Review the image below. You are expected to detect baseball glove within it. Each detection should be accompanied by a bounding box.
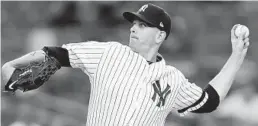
[4,55,61,93]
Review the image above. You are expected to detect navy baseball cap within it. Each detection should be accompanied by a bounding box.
[123,3,171,39]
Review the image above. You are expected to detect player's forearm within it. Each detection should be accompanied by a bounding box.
[7,50,46,68]
[1,50,46,84]
[209,52,246,101]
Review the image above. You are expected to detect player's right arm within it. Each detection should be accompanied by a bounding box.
[2,41,119,86]
[2,50,47,86]
[1,46,72,87]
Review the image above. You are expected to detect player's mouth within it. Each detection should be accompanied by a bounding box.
[130,35,138,40]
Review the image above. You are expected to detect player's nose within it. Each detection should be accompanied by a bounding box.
[130,24,136,33]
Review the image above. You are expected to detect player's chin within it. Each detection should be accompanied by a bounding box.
[129,42,137,52]
[129,39,135,46]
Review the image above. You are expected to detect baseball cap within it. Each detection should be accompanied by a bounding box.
[123,3,171,39]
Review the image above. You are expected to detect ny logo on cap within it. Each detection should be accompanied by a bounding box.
[139,4,148,12]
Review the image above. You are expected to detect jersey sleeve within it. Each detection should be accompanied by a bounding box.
[171,68,208,116]
[62,41,116,78]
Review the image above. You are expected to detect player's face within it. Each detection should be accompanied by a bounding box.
[129,20,160,52]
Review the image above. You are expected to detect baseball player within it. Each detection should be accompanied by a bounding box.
[2,3,250,126]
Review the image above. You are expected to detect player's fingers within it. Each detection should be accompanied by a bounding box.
[242,37,249,47]
[244,41,250,48]
[243,37,249,43]
[231,24,240,38]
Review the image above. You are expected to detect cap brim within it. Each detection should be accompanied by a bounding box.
[123,12,155,27]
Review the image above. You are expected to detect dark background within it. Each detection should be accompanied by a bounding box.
[1,1,258,126]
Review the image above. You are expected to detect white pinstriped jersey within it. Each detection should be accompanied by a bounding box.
[62,41,208,126]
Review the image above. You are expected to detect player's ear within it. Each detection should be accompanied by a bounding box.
[156,31,166,44]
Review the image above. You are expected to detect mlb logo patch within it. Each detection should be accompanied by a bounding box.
[160,22,164,27]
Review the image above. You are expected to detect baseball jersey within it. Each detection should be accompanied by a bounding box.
[62,41,208,126]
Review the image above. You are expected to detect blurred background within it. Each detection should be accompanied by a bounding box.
[1,1,258,126]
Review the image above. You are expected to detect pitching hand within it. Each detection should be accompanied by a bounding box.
[231,24,250,56]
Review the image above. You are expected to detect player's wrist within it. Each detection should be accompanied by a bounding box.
[231,51,247,61]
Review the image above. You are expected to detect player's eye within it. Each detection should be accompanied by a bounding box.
[132,22,137,27]
[139,22,147,28]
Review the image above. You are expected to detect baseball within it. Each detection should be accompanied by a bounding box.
[234,24,249,38]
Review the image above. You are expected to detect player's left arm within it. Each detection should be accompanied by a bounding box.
[209,24,250,101]
[172,24,250,115]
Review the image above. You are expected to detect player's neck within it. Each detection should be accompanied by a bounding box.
[139,46,159,63]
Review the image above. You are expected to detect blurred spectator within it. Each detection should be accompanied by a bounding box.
[49,1,81,27]
[215,84,258,126]
[26,28,57,52]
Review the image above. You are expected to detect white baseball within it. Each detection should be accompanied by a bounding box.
[234,24,249,38]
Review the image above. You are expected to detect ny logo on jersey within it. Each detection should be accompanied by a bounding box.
[151,80,171,107]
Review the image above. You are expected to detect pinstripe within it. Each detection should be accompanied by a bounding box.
[185,86,202,97]
[136,84,154,125]
[75,52,103,54]
[159,109,170,126]
[122,64,147,125]
[170,69,182,110]
[126,87,141,125]
[114,53,139,125]
[174,102,183,108]
[145,71,170,125]
[176,84,203,110]
[88,44,115,125]
[179,86,198,102]
[75,48,104,50]
[69,57,80,60]
[178,92,194,105]
[179,83,201,100]
[152,111,160,125]
[90,43,117,125]
[76,63,98,66]
[76,54,102,59]
[179,93,209,114]
[139,63,163,126]
[95,44,123,125]
[96,46,124,125]
[108,51,133,126]
[70,57,101,60]
[173,70,205,111]
[155,77,170,125]
[165,70,176,109]
[141,85,156,125]
[62,42,113,125]
[132,64,156,126]
[126,72,149,125]
[116,55,141,125]
[100,47,127,125]
[93,45,123,125]
[135,61,164,126]
[147,95,162,125]
[80,58,100,63]
[189,84,203,93]
[174,73,191,108]
[152,70,177,125]
[167,73,179,111]
[103,47,130,125]
[113,54,138,125]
